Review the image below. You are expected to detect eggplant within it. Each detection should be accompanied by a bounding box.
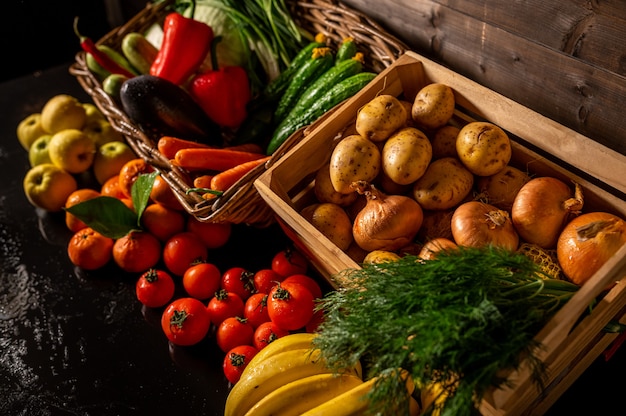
[119,75,221,145]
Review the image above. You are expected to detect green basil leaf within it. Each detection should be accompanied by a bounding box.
[65,196,139,239]
[132,171,158,225]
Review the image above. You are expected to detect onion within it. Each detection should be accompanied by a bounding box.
[511,177,583,249]
[556,212,626,286]
[351,181,424,252]
[418,237,458,260]
[451,201,519,250]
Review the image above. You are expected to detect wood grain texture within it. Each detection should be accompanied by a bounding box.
[340,0,626,155]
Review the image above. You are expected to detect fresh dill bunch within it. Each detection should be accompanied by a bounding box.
[313,246,580,416]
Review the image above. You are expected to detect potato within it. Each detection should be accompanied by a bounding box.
[411,83,455,130]
[412,157,474,210]
[301,203,354,250]
[382,127,432,185]
[355,95,407,142]
[363,250,402,264]
[431,125,460,159]
[456,121,512,176]
[314,163,358,206]
[329,134,381,194]
[477,165,531,210]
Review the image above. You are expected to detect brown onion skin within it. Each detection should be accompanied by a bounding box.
[352,182,424,252]
[511,177,582,249]
[418,237,458,260]
[451,201,519,251]
[556,212,626,286]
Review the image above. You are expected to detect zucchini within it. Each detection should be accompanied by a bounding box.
[335,37,357,64]
[266,71,377,155]
[273,47,335,125]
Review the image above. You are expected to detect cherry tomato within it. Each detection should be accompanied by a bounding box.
[223,344,258,384]
[221,267,256,300]
[306,309,326,333]
[253,268,284,294]
[135,268,176,308]
[162,232,208,276]
[282,274,323,299]
[253,321,289,351]
[243,293,271,329]
[271,247,308,278]
[161,297,211,346]
[182,262,222,300]
[216,316,254,353]
[207,289,244,326]
[267,282,315,331]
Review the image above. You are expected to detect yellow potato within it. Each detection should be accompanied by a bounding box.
[476,165,531,210]
[411,83,455,130]
[301,203,354,250]
[314,163,358,206]
[382,127,432,185]
[456,121,512,176]
[412,157,474,210]
[355,95,407,142]
[431,125,460,159]
[329,134,381,194]
[363,250,401,264]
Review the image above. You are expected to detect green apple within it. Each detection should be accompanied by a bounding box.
[48,129,97,174]
[93,140,136,184]
[83,118,124,148]
[28,134,53,167]
[83,103,106,124]
[17,113,48,150]
[23,163,78,212]
[41,94,87,133]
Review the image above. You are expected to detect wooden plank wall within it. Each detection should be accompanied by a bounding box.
[340,0,626,156]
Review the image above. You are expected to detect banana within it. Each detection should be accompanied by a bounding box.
[300,376,379,415]
[225,347,362,416]
[243,372,364,416]
[241,332,316,378]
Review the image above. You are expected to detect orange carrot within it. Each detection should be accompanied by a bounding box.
[158,136,213,159]
[193,174,214,189]
[174,148,267,172]
[210,156,271,192]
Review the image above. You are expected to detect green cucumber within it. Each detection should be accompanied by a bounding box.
[121,32,159,74]
[266,71,377,155]
[335,37,358,64]
[97,44,140,76]
[273,47,334,125]
[102,73,129,100]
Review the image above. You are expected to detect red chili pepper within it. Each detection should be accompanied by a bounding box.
[149,1,214,85]
[189,37,251,128]
[73,17,135,79]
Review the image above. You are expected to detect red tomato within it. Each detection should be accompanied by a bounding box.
[161,297,211,346]
[253,268,284,294]
[306,309,326,333]
[216,316,254,353]
[282,274,323,299]
[223,344,258,384]
[207,289,245,326]
[135,268,175,308]
[221,266,256,300]
[267,282,315,331]
[182,262,222,300]
[187,218,232,249]
[253,321,289,351]
[243,293,271,329]
[271,247,308,278]
[162,232,209,276]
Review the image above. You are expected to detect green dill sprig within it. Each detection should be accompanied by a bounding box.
[313,246,580,416]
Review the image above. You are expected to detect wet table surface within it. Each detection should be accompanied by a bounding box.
[1,64,624,416]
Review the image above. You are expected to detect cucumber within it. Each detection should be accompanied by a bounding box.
[273,47,334,125]
[121,32,159,74]
[266,72,377,155]
[335,37,358,64]
[284,54,364,124]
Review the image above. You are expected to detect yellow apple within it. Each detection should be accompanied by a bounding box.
[93,141,136,184]
[41,94,87,133]
[83,118,124,147]
[17,113,48,150]
[28,134,53,167]
[23,163,78,212]
[48,129,96,174]
[83,103,106,124]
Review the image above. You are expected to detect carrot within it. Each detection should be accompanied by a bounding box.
[210,156,271,192]
[174,148,268,172]
[158,136,213,159]
[193,174,214,189]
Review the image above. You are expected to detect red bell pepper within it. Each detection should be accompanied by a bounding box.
[149,1,213,85]
[189,37,251,128]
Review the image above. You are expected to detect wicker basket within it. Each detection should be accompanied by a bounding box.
[69,0,408,227]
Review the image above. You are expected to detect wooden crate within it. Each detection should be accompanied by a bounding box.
[254,51,626,415]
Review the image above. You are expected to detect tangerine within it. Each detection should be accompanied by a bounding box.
[67,227,114,270]
[150,173,184,211]
[64,188,101,233]
[118,158,154,199]
[141,202,186,241]
[112,230,161,273]
[100,174,126,199]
